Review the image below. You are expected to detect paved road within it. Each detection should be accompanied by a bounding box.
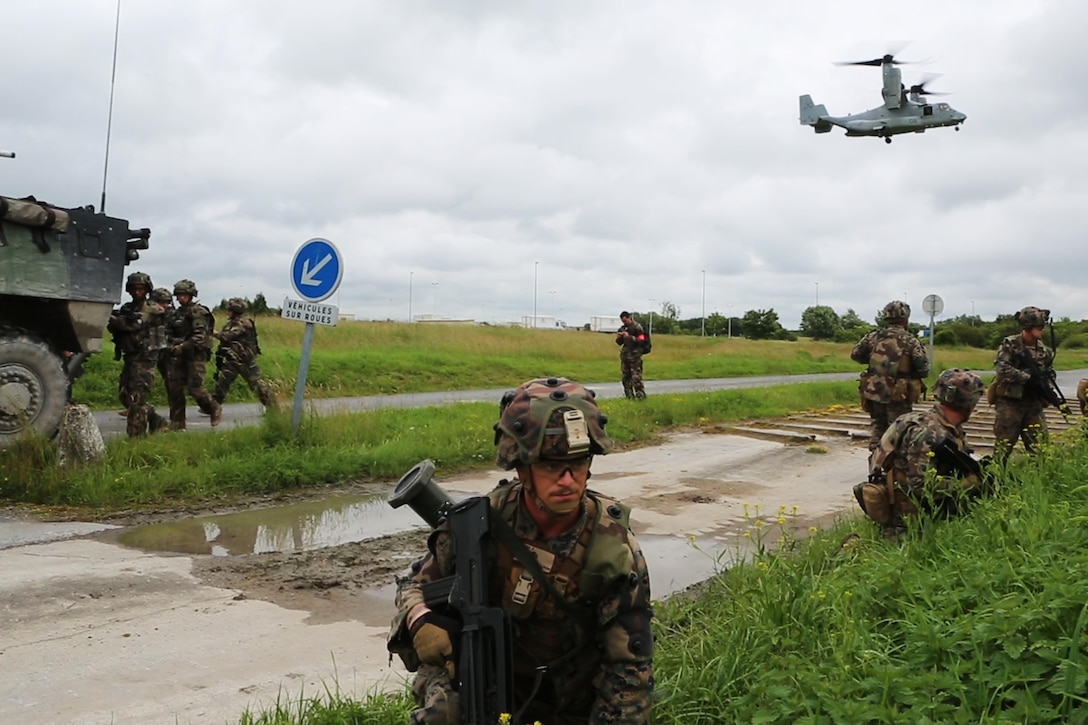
[92,370,1088,440]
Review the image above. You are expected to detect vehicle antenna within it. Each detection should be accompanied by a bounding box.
[100,0,122,213]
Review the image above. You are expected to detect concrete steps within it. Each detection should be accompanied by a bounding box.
[723,404,1080,456]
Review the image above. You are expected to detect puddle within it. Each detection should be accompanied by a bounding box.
[119,492,749,597]
[118,492,426,556]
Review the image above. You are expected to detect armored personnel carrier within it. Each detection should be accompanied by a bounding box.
[0,194,150,448]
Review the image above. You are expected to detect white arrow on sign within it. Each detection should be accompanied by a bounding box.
[301,254,332,286]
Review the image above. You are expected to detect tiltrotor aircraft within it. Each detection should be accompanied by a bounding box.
[799,53,966,144]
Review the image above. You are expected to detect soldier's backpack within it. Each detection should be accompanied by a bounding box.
[638,329,652,354]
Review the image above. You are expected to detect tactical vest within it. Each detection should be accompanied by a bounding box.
[486,483,637,703]
[860,327,916,404]
[112,300,167,355]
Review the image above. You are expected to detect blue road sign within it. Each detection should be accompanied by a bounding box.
[290,238,343,302]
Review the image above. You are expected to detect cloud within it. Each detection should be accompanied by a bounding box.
[2,0,1087,329]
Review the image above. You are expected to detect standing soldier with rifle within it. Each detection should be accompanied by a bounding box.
[164,279,221,429]
[212,298,275,409]
[106,271,170,437]
[857,368,989,541]
[388,377,654,724]
[851,300,930,452]
[615,311,647,401]
[990,306,1071,463]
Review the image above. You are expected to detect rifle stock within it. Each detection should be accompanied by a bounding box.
[390,460,516,724]
[1017,350,1072,416]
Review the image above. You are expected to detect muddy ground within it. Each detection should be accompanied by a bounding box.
[1,428,866,725]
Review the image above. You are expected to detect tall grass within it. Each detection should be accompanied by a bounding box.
[1,382,859,508]
[72,318,1053,409]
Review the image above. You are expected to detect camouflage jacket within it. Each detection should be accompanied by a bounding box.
[993,333,1053,401]
[616,321,645,358]
[390,480,654,723]
[871,405,970,495]
[216,316,259,357]
[168,302,213,354]
[107,299,167,355]
[851,324,930,403]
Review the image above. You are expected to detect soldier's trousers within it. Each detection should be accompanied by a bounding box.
[213,351,274,407]
[620,353,646,400]
[410,665,460,725]
[119,352,168,437]
[867,401,914,452]
[993,396,1047,462]
[165,351,218,428]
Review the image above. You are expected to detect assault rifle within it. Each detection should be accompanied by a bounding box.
[389,460,515,724]
[1017,349,1073,420]
[930,438,994,513]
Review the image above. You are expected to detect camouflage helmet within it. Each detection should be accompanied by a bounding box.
[882,300,911,322]
[150,287,174,304]
[227,298,247,314]
[173,279,198,297]
[932,368,985,413]
[494,377,613,470]
[1015,306,1049,329]
[126,271,153,293]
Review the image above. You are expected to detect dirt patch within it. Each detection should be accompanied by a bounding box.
[191,528,429,624]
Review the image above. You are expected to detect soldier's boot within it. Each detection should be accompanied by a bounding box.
[126,408,148,438]
[148,411,169,434]
[256,383,276,409]
[169,419,186,432]
[209,401,223,427]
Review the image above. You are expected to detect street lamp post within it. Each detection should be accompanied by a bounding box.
[409,271,413,323]
[726,304,733,339]
[549,290,557,321]
[701,270,706,337]
[431,281,439,317]
[815,281,819,307]
[648,297,656,336]
[533,261,539,328]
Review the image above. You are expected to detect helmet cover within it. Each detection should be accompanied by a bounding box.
[932,368,984,413]
[1015,306,1049,329]
[882,300,911,322]
[173,279,198,297]
[494,377,613,470]
[126,271,153,292]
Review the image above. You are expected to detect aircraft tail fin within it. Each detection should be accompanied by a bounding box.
[799,95,828,126]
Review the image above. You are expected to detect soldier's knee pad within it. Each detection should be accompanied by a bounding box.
[855,482,892,525]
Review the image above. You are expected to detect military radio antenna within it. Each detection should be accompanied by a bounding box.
[100,0,122,213]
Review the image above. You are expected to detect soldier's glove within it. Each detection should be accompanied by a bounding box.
[409,611,460,680]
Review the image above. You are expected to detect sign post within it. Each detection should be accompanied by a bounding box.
[922,294,944,372]
[286,238,343,434]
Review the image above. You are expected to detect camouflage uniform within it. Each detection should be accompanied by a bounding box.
[388,377,654,724]
[213,300,274,407]
[991,306,1054,461]
[850,301,930,451]
[615,314,646,400]
[164,280,221,429]
[862,369,987,540]
[106,273,169,437]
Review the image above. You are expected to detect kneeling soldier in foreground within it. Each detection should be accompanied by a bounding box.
[856,368,989,541]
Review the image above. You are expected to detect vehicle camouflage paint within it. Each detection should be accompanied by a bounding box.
[0,195,149,447]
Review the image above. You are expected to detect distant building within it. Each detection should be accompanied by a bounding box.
[414,314,476,325]
[590,315,624,333]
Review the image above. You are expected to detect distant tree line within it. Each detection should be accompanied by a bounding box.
[212,292,278,315]
[626,300,1088,349]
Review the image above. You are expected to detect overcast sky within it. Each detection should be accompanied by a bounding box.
[3,1,1086,329]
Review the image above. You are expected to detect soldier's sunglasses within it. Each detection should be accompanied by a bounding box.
[534,457,592,478]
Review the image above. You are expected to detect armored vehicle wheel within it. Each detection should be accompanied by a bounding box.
[0,332,71,448]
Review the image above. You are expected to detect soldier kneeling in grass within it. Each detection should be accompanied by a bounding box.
[854,368,990,541]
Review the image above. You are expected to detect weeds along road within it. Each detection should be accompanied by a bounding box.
[91,370,1088,439]
[90,372,865,438]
